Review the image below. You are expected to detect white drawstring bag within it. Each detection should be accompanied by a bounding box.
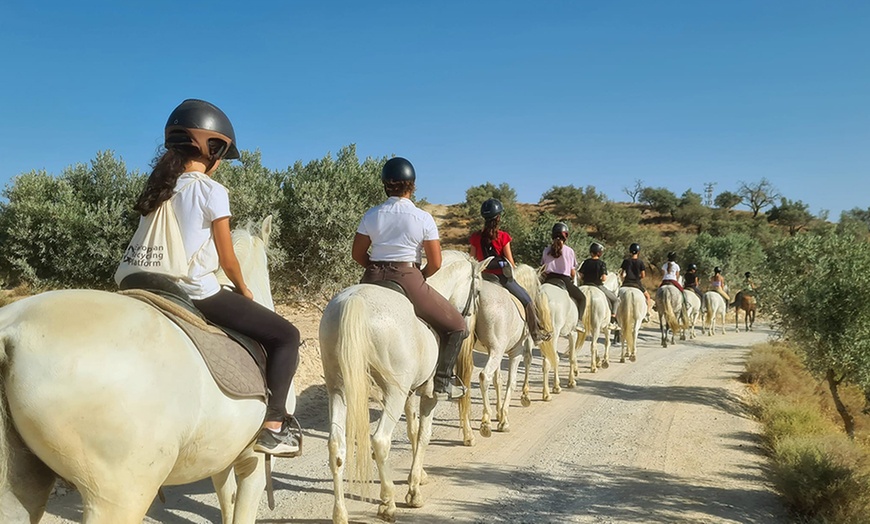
[114,180,198,285]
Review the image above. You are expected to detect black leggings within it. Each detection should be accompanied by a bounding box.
[194,289,300,422]
[544,273,586,318]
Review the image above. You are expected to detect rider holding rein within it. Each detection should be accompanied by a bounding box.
[469,198,549,343]
[131,99,302,456]
[541,222,586,330]
[352,157,467,401]
[578,243,619,328]
[660,252,685,291]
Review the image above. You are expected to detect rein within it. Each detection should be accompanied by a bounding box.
[460,259,478,318]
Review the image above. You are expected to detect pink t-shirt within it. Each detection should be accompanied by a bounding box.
[541,244,577,276]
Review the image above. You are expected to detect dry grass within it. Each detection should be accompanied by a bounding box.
[0,284,32,307]
[744,342,870,523]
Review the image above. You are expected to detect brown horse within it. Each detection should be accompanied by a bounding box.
[733,292,756,332]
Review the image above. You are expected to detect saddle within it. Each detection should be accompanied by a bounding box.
[118,273,267,401]
[544,275,568,291]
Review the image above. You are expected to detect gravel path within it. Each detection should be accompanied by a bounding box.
[41,322,787,523]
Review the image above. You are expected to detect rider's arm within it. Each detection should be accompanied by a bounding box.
[352,233,371,267]
[213,217,252,300]
[503,241,516,267]
[422,239,442,279]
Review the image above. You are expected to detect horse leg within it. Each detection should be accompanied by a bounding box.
[659,313,668,347]
[212,467,237,524]
[493,365,504,426]
[373,388,406,521]
[601,327,611,369]
[520,338,533,407]
[479,354,499,438]
[405,395,437,510]
[1,430,57,524]
[327,389,350,524]
[500,347,523,432]
[589,331,599,373]
[227,451,264,524]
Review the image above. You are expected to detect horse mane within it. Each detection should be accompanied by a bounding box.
[217,222,273,309]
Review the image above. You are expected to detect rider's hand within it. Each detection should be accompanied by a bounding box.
[236,286,254,300]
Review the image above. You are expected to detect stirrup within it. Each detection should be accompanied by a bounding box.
[433,375,467,401]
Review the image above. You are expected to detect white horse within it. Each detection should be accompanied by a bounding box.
[616,287,647,363]
[537,281,580,398]
[681,289,702,340]
[576,285,612,375]
[455,264,546,445]
[704,291,728,336]
[0,217,284,524]
[655,285,684,348]
[319,251,486,523]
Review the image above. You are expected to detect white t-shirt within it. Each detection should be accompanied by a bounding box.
[171,172,232,300]
[661,261,681,281]
[357,197,439,263]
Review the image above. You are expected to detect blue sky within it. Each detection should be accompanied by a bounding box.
[1,1,867,218]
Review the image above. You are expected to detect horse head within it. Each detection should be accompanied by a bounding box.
[217,215,274,310]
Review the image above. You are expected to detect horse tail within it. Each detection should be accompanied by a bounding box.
[336,293,375,496]
[537,295,557,368]
[581,289,593,334]
[663,292,680,333]
[623,291,637,339]
[0,319,13,493]
[457,314,476,436]
[704,294,714,327]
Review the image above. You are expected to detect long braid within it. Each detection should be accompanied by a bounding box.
[549,237,564,259]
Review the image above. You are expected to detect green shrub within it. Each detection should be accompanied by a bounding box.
[0,151,144,289]
[772,434,870,522]
[276,144,385,299]
[757,393,832,446]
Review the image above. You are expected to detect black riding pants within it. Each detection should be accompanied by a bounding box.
[545,273,587,318]
[193,289,300,422]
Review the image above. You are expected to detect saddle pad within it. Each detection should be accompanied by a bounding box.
[171,314,266,401]
[122,290,266,400]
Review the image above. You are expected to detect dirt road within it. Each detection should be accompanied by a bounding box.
[42,321,787,523]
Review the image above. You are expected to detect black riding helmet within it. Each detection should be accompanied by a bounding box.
[714,266,722,274]
[629,243,640,254]
[745,271,752,278]
[590,242,604,255]
[381,157,416,183]
[688,264,697,271]
[481,198,504,219]
[552,222,569,239]
[667,251,677,262]
[165,99,240,160]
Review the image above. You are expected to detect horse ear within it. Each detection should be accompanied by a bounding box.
[261,215,273,247]
[476,256,494,275]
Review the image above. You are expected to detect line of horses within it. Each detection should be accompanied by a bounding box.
[0,219,759,523]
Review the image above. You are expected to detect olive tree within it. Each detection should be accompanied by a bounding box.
[277,144,386,299]
[762,233,870,437]
[0,151,144,288]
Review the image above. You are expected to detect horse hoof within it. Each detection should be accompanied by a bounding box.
[521,395,531,407]
[567,380,576,388]
[498,422,510,432]
[630,355,636,362]
[553,385,562,394]
[602,361,609,369]
[620,357,626,363]
[463,437,475,447]
[590,367,597,373]
[480,423,492,438]
[543,393,552,402]
[377,503,397,522]
[405,490,424,508]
